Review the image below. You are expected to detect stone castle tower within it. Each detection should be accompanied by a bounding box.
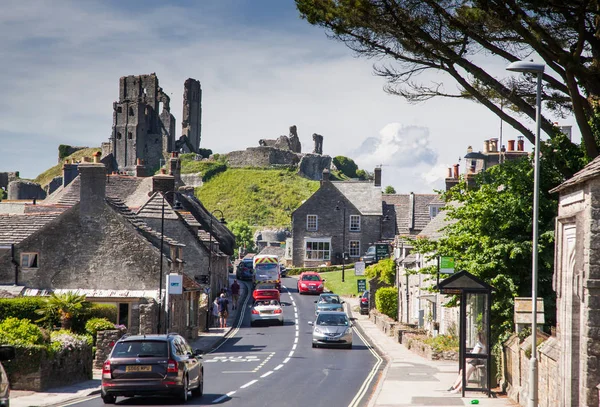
[178,78,202,153]
[110,73,176,172]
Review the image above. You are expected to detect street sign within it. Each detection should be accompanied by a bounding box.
[167,274,183,295]
[440,256,455,274]
[375,244,390,261]
[355,261,365,276]
[357,279,367,293]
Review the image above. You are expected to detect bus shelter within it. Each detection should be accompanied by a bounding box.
[437,270,494,397]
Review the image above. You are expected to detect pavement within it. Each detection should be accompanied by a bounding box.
[9,278,518,407]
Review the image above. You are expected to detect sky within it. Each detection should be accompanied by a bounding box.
[0,0,579,194]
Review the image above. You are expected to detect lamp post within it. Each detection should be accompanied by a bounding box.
[506,60,545,407]
[335,202,346,283]
[158,191,182,334]
[205,209,226,332]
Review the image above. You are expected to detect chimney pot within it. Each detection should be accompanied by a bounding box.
[517,138,524,151]
[508,140,515,151]
[160,168,166,174]
[136,158,142,165]
[453,164,459,179]
[447,168,452,178]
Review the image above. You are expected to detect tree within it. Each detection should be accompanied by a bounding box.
[36,292,90,330]
[296,0,600,175]
[333,156,359,178]
[411,155,561,342]
[384,185,396,194]
[228,220,255,257]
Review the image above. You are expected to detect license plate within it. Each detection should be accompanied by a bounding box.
[125,365,152,372]
[262,310,273,314]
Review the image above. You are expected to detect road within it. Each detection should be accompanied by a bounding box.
[63,277,384,407]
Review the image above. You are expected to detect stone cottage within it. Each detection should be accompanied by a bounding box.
[290,168,384,267]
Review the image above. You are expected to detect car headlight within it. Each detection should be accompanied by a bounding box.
[344,328,352,335]
[314,327,322,333]
[317,284,323,289]
[300,283,307,287]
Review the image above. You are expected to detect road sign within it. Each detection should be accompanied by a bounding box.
[375,244,390,261]
[167,274,183,294]
[355,261,365,276]
[357,279,367,293]
[440,256,455,274]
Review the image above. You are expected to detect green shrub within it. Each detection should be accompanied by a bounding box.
[0,317,46,346]
[333,156,358,178]
[88,303,118,323]
[0,297,46,322]
[286,264,356,275]
[85,318,116,344]
[423,334,459,352]
[375,287,398,319]
[50,330,92,353]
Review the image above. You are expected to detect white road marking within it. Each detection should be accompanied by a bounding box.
[283,357,290,363]
[240,380,258,389]
[294,337,298,343]
[213,391,236,403]
[347,323,384,407]
[295,331,299,337]
[288,350,294,357]
[294,312,298,318]
[260,371,274,378]
[292,343,297,350]
[274,364,284,370]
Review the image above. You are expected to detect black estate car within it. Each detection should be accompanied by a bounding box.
[101,334,203,404]
[359,290,369,315]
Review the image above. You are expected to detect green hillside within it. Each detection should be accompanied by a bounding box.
[34,148,101,187]
[196,168,319,227]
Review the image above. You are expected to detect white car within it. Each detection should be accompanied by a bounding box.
[250,300,284,326]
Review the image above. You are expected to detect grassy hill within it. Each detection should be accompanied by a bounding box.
[196,168,319,227]
[34,147,101,187]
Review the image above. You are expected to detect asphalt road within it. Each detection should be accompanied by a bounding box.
[64,277,383,407]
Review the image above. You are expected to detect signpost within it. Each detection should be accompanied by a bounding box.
[437,256,455,287]
[355,261,365,276]
[357,279,367,293]
[165,274,183,333]
[375,244,390,262]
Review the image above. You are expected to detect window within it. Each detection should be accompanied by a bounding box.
[128,132,133,140]
[349,240,360,257]
[129,107,134,116]
[117,106,122,113]
[306,215,318,231]
[305,239,330,261]
[349,215,361,231]
[116,132,122,140]
[430,205,443,219]
[21,252,38,268]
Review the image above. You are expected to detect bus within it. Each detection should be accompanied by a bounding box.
[253,255,281,291]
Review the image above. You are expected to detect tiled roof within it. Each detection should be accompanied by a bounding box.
[417,201,461,240]
[550,154,600,193]
[136,192,179,220]
[383,193,441,236]
[258,246,285,258]
[0,212,62,245]
[332,181,382,215]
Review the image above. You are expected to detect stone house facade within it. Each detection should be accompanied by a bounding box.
[291,169,383,267]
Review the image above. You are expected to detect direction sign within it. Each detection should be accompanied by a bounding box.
[440,256,455,274]
[354,261,365,276]
[357,279,367,293]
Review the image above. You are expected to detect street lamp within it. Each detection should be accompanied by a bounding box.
[205,209,226,332]
[335,202,346,283]
[506,60,545,407]
[158,191,183,334]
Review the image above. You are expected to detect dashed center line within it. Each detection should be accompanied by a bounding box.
[240,380,258,389]
[274,364,284,370]
[260,371,273,378]
[213,391,236,404]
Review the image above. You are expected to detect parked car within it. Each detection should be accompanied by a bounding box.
[308,311,353,349]
[359,290,369,315]
[100,334,203,404]
[0,345,15,407]
[297,272,325,295]
[236,259,254,281]
[360,245,377,266]
[252,283,281,302]
[250,299,284,326]
[314,293,345,316]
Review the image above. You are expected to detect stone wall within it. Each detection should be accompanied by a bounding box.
[6,344,92,391]
[7,180,46,200]
[226,147,300,168]
[180,173,203,187]
[0,172,19,191]
[94,328,127,369]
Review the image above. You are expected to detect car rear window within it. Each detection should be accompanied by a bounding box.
[112,340,168,358]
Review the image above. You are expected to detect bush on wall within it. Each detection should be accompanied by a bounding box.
[0,298,46,322]
[375,287,398,320]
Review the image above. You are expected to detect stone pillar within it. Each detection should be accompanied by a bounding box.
[312,133,323,155]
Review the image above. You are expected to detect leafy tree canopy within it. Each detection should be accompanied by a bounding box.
[333,156,359,178]
[410,155,561,343]
[384,185,396,194]
[228,220,256,257]
[296,0,600,174]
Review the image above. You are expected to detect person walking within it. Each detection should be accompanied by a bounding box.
[212,297,220,328]
[231,279,240,310]
[217,293,230,328]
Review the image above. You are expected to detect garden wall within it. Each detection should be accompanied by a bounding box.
[94,328,127,369]
[5,344,92,391]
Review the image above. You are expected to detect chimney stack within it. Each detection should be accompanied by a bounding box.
[489,138,498,152]
[508,140,515,152]
[517,136,524,151]
[135,158,146,177]
[374,167,382,187]
[169,152,182,186]
[63,161,79,188]
[152,171,176,203]
[321,168,330,186]
[78,162,107,219]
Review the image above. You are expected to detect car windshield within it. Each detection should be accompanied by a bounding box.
[255,263,279,280]
[302,274,321,281]
[112,340,168,358]
[316,314,349,326]
[319,295,340,303]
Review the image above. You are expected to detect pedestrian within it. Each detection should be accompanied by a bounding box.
[212,297,220,328]
[217,293,230,328]
[231,279,240,310]
[448,332,486,393]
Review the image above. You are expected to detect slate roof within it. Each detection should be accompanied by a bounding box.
[44,174,152,209]
[417,202,461,240]
[383,193,441,236]
[550,154,600,193]
[0,212,62,245]
[136,192,180,220]
[332,181,382,216]
[258,246,285,258]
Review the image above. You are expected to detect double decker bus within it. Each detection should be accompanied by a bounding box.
[252,255,281,291]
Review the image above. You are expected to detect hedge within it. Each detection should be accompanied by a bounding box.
[375,286,398,319]
[286,264,356,276]
[0,298,46,322]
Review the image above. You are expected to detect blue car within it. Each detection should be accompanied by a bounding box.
[236,260,254,281]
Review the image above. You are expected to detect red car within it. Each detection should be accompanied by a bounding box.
[297,272,325,294]
[253,283,281,302]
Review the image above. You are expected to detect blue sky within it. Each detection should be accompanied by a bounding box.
[0,0,577,193]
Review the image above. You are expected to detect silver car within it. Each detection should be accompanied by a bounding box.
[309,311,353,349]
[250,300,284,326]
[314,294,345,316]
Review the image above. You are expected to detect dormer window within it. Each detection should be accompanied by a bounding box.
[430,205,443,219]
[21,252,38,268]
